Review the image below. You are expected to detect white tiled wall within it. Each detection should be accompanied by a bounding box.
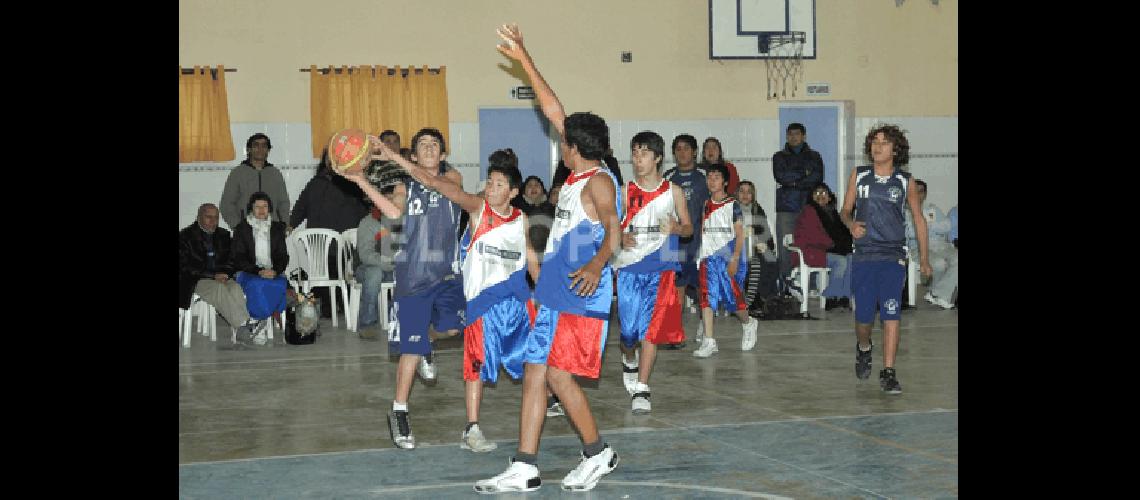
[180,117,958,230]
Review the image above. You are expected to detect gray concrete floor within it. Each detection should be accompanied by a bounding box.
[179,292,958,498]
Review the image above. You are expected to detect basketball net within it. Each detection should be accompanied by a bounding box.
[764,32,805,100]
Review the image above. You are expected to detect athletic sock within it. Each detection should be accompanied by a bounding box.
[465,421,477,432]
[513,452,538,465]
[392,401,408,412]
[583,438,606,458]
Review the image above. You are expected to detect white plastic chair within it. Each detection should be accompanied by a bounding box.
[783,234,829,315]
[378,281,396,331]
[180,293,217,347]
[290,228,351,328]
[341,228,360,332]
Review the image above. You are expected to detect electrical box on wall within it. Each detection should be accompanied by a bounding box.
[806,82,831,97]
[510,86,536,100]
[621,51,632,63]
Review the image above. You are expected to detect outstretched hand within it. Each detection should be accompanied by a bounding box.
[495,23,526,60]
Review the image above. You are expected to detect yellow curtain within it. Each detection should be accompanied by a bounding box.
[310,65,449,157]
[178,65,235,162]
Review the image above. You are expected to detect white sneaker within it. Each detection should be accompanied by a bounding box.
[692,337,718,358]
[561,445,619,491]
[621,352,639,396]
[923,291,936,304]
[630,383,651,414]
[474,460,541,493]
[418,355,437,381]
[930,295,955,310]
[460,424,498,453]
[741,318,758,351]
[546,401,565,417]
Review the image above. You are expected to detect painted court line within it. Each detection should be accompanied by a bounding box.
[365,480,794,498]
[179,408,956,466]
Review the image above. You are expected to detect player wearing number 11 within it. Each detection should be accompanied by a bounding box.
[839,124,933,395]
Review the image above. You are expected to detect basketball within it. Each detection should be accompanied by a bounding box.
[327,128,372,174]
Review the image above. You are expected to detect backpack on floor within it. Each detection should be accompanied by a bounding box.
[285,291,320,345]
[749,293,804,320]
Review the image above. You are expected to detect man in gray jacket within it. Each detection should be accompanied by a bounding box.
[220,133,292,229]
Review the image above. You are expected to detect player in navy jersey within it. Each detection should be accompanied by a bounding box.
[474,23,621,494]
[839,124,933,394]
[334,128,466,450]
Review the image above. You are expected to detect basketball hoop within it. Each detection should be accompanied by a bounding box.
[763,32,806,100]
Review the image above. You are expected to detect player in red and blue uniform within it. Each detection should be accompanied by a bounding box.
[614,130,692,414]
[691,163,759,359]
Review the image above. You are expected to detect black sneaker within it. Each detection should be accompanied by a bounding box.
[855,343,873,380]
[879,368,902,394]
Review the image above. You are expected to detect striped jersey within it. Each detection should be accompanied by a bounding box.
[534,166,623,319]
[613,178,681,273]
[459,200,532,321]
[698,197,744,265]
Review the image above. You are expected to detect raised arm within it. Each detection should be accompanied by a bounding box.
[379,143,483,214]
[496,24,566,137]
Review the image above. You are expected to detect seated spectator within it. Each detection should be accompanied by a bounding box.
[355,181,408,340]
[290,149,369,318]
[179,203,263,348]
[231,192,291,344]
[736,180,779,305]
[699,137,740,195]
[788,182,852,309]
[807,183,854,310]
[904,180,956,309]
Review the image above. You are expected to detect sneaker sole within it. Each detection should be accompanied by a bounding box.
[474,480,541,494]
[460,441,499,452]
[560,453,620,491]
[631,407,651,415]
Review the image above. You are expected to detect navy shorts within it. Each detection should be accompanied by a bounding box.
[389,278,466,355]
[852,259,906,324]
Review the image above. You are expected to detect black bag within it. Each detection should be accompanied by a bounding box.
[284,293,320,345]
[749,293,804,320]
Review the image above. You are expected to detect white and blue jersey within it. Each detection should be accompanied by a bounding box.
[460,201,532,320]
[852,165,911,262]
[698,197,748,311]
[533,166,623,319]
[613,179,681,274]
[460,200,532,383]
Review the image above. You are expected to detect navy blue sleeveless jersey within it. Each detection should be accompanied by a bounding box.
[852,165,911,262]
[393,163,463,297]
[663,167,709,256]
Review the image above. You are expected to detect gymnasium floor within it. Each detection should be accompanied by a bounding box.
[179,295,958,498]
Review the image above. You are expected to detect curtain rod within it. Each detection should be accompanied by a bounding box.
[180,68,236,74]
[300,67,442,76]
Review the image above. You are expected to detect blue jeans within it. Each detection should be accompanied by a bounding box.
[355,264,393,329]
[822,253,852,298]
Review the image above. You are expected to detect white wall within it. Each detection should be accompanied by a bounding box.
[179,117,957,231]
